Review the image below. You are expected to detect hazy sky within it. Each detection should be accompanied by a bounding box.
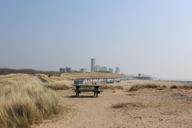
[1,0,192,80]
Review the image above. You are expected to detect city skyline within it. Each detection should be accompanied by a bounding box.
[90,58,120,73]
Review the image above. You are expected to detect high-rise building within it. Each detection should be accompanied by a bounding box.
[115,67,120,74]
[91,58,95,72]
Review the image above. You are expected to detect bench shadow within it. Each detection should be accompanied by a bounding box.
[66,95,96,98]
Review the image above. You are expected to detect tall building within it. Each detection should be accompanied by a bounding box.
[115,67,120,74]
[91,58,96,72]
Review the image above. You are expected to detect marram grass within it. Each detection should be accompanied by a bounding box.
[0,75,59,128]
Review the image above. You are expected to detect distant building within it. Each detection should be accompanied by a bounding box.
[91,58,96,72]
[115,67,120,74]
[95,65,100,72]
[60,67,71,73]
[133,74,152,80]
[80,68,87,73]
[60,68,65,73]
[108,68,114,73]
[100,66,108,72]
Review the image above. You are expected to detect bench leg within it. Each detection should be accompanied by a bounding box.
[76,91,79,97]
[96,92,98,97]
[94,92,98,97]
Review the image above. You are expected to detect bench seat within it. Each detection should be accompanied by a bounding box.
[73,85,102,97]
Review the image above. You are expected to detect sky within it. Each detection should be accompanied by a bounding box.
[0,0,192,80]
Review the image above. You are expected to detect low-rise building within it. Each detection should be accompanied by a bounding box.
[115,67,120,74]
[100,66,108,72]
[80,68,87,73]
[60,67,71,73]
[108,68,114,73]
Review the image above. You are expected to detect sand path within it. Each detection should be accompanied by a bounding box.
[33,89,192,128]
[33,90,129,128]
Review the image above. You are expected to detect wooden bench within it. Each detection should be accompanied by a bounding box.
[73,85,102,97]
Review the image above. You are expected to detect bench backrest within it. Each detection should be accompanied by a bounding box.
[74,80,84,85]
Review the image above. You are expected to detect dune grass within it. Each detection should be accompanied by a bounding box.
[101,85,124,90]
[129,84,167,91]
[45,83,71,90]
[111,102,146,110]
[59,72,126,80]
[128,83,192,92]
[0,74,59,128]
[170,85,192,89]
[35,74,72,90]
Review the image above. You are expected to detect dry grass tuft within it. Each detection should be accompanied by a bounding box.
[0,74,60,128]
[170,85,178,89]
[128,83,192,92]
[112,102,145,110]
[101,85,124,90]
[129,84,167,91]
[170,85,192,90]
[45,83,71,90]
